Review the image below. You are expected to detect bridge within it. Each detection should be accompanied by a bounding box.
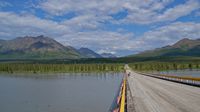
[110,65,200,112]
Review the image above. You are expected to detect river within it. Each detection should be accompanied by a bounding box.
[0,72,122,112]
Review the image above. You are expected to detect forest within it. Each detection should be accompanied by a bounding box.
[0,63,124,73]
[129,62,200,71]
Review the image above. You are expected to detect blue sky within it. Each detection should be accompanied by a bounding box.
[0,0,200,56]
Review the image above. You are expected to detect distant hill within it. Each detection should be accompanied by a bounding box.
[101,53,116,58]
[0,35,82,59]
[131,38,200,57]
[78,48,102,58]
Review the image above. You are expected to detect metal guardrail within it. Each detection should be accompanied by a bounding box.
[119,79,126,112]
[138,72,200,87]
[109,74,127,112]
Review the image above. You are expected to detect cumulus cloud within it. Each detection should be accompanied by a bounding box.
[0,12,72,39]
[156,0,199,22]
[0,1,200,56]
[0,11,136,55]
[38,0,123,16]
[57,30,136,52]
[37,0,200,24]
[135,22,200,51]
[1,11,200,56]
[61,14,112,30]
[121,0,200,24]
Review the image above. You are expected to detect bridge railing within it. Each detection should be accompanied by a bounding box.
[109,74,127,112]
[119,78,126,112]
[138,72,200,87]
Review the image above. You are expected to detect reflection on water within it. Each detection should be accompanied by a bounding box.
[0,72,122,112]
[153,69,200,77]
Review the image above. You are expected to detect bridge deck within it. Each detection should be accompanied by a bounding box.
[127,70,200,112]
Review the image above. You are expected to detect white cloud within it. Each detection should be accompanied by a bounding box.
[0,12,72,39]
[38,0,123,16]
[122,0,200,24]
[57,30,136,51]
[59,21,198,56]
[37,0,200,24]
[135,22,200,51]
[157,0,199,21]
[61,14,112,30]
[0,1,200,56]
[1,11,200,55]
[0,11,136,55]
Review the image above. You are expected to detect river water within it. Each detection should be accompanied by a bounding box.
[0,72,122,112]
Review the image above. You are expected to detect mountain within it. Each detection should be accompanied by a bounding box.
[0,35,82,59]
[78,48,102,58]
[101,53,116,58]
[132,38,200,57]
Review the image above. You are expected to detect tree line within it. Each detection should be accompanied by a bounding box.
[0,62,199,73]
[129,62,200,71]
[0,63,124,73]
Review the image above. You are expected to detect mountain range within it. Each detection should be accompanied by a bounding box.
[0,36,199,59]
[131,38,200,57]
[0,35,84,59]
[0,35,116,59]
[78,48,102,58]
